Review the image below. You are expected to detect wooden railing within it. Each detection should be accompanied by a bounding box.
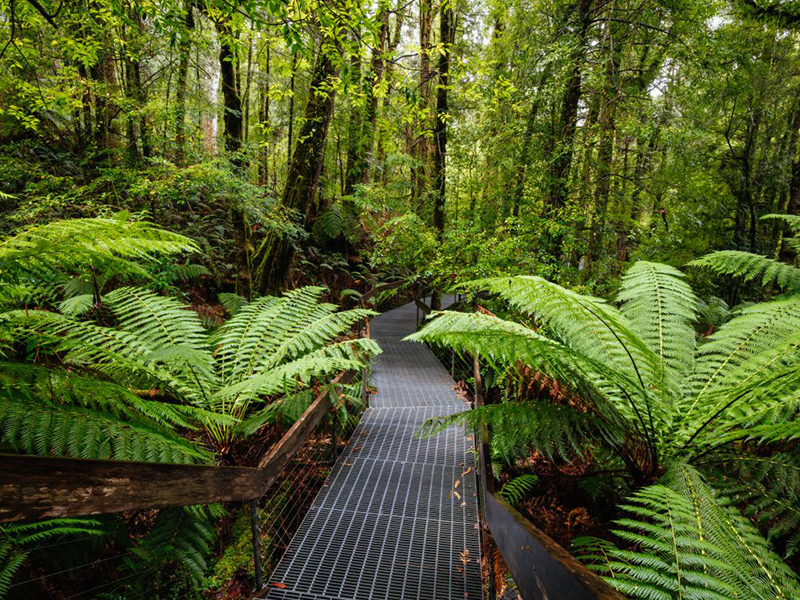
[0,370,353,523]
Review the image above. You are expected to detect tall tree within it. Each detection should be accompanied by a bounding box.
[174,1,196,165]
[214,15,243,156]
[253,43,342,293]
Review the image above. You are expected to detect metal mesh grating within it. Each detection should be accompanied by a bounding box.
[260,297,482,600]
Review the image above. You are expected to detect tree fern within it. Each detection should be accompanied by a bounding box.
[6,286,378,457]
[411,261,800,593]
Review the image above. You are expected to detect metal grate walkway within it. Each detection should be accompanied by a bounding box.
[260,298,483,600]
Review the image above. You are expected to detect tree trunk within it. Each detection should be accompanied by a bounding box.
[258,37,271,186]
[547,0,593,212]
[174,2,195,165]
[287,51,298,168]
[215,18,243,157]
[253,47,340,294]
[512,65,551,218]
[413,0,434,203]
[430,0,454,311]
[343,43,363,195]
[361,8,389,184]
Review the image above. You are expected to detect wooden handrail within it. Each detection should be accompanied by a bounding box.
[0,370,353,523]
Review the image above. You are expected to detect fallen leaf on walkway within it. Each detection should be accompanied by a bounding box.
[461,467,473,476]
[454,490,461,500]
[272,583,287,589]
[352,445,362,452]
[454,479,461,490]
[466,434,474,441]
[459,549,471,565]
[461,502,467,507]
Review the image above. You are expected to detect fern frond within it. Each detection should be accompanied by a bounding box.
[677,330,800,451]
[214,338,379,410]
[123,505,215,588]
[313,204,345,240]
[686,297,800,409]
[499,474,538,504]
[170,263,211,281]
[58,293,96,316]
[463,276,662,393]
[0,395,208,462]
[213,287,373,384]
[418,401,610,463]
[0,216,198,289]
[659,465,800,600]
[761,213,800,235]
[105,287,210,353]
[0,518,105,597]
[617,261,698,394]
[0,362,206,430]
[409,311,654,437]
[712,453,800,558]
[9,310,204,401]
[218,292,248,316]
[581,466,800,600]
[688,250,800,292]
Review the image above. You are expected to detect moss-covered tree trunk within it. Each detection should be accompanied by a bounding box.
[174,1,195,165]
[430,0,454,312]
[215,18,243,156]
[547,0,593,212]
[253,48,340,294]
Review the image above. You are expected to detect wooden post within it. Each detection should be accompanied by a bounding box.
[249,499,264,591]
[361,317,369,405]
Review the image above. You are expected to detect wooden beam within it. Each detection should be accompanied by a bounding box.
[0,455,265,522]
[0,370,354,523]
[257,370,352,491]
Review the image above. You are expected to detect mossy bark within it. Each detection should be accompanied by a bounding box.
[254,48,339,294]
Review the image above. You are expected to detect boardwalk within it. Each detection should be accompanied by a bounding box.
[261,299,483,600]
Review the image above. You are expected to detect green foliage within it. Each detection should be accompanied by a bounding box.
[410,262,800,596]
[370,213,439,278]
[0,518,104,597]
[119,506,218,594]
[499,474,538,505]
[0,213,197,308]
[576,466,800,600]
[689,251,800,293]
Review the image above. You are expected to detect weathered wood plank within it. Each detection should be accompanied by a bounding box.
[0,370,353,523]
[0,455,265,522]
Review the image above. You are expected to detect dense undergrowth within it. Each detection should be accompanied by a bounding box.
[3,0,800,597]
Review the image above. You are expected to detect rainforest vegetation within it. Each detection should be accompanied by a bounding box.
[1,0,800,598]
